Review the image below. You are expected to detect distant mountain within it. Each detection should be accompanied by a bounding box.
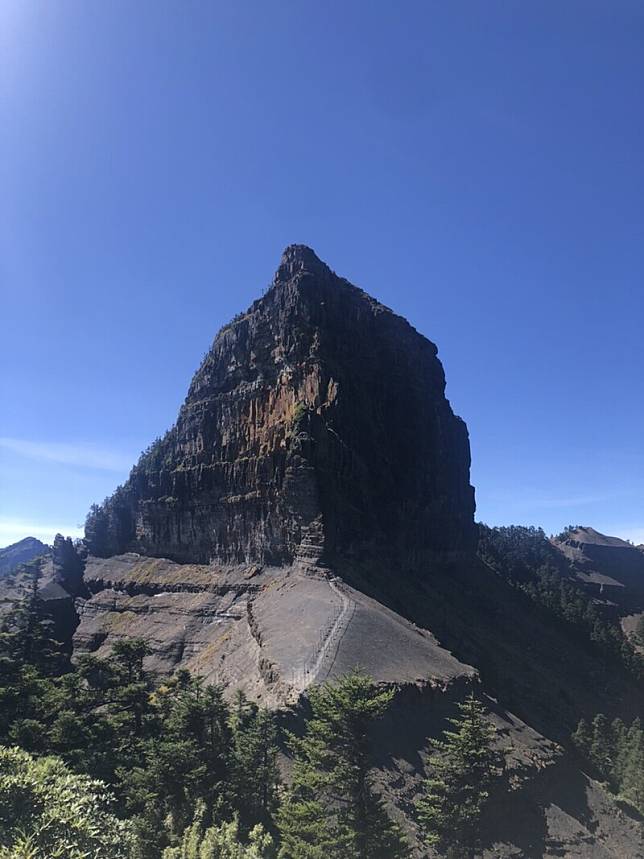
[554,525,644,607]
[0,533,85,645]
[0,536,48,577]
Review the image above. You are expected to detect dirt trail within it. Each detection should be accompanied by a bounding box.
[309,577,356,684]
[286,576,356,690]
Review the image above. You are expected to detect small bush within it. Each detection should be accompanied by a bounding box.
[0,745,135,859]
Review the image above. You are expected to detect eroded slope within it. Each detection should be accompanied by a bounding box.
[75,553,474,709]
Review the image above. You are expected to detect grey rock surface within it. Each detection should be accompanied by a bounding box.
[74,553,474,708]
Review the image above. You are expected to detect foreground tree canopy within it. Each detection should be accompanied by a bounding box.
[0,563,521,857]
[573,714,644,813]
[278,671,409,859]
[0,745,134,859]
[416,694,505,858]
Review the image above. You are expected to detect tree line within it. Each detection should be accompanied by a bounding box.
[0,560,506,858]
[478,525,644,679]
[572,714,644,813]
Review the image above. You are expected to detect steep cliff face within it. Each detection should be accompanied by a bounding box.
[86,245,475,566]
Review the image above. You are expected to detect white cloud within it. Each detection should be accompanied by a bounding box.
[0,437,133,472]
[0,517,84,549]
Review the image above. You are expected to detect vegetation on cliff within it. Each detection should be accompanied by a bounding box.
[278,671,408,859]
[572,714,644,813]
[478,525,644,679]
[416,693,505,858]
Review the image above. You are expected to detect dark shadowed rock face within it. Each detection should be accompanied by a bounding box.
[85,245,476,566]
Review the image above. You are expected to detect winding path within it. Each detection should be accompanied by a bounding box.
[308,577,356,684]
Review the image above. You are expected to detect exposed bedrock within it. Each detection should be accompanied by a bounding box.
[85,245,476,568]
[73,553,475,708]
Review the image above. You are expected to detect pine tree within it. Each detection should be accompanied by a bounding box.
[0,560,67,750]
[416,692,504,859]
[571,715,644,814]
[571,717,592,757]
[231,694,280,830]
[620,719,644,810]
[85,502,110,556]
[278,670,408,859]
[0,559,64,678]
[123,671,235,856]
[608,718,627,784]
[163,802,275,859]
[589,713,613,777]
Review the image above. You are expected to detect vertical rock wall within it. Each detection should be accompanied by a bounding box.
[85,246,476,566]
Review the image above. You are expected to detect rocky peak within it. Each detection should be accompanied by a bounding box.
[85,247,476,568]
[52,534,86,597]
[274,244,331,283]
[557,526,633,549]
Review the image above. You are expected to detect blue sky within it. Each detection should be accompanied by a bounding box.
[1,1,643,547]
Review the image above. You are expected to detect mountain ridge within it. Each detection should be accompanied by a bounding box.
[0,536,48,577]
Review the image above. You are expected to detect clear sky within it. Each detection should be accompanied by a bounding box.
[1,1,643,548]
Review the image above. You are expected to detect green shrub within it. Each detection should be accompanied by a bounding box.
[163,802,274,858]
[0,745,135,859]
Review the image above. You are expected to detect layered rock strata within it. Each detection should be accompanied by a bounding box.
[85,245,476,567]
[74,553,475,708]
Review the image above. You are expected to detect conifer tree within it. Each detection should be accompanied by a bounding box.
[571,714,644,814]
[571,717,592,757]
[0,559,64,677]
[620,718,644,810]
[124,670,234,853]
[609,718,627,784]
[278,670,408,859]
[231,694,280,830]
[0,560,66,750]
[589,713,613,775]
[416,692,504,859]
